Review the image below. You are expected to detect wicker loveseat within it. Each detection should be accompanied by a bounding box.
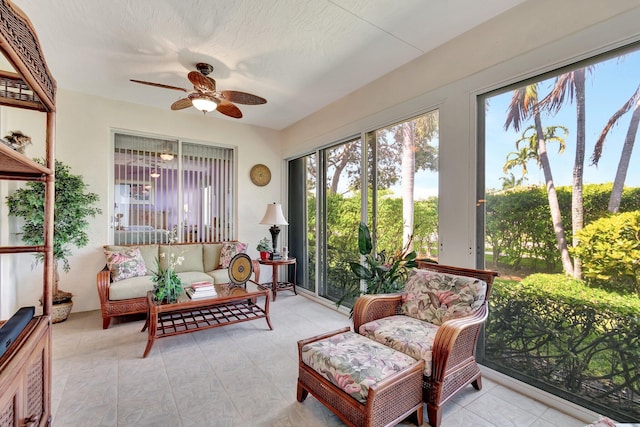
[352,261,498,427]
[96,242,260,329]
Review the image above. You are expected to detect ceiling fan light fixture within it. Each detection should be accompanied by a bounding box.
[189,94,218,113]
[159,153,174,161]
[150,170,160,179]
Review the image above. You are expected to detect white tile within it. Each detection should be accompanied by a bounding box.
[50,301,587,427]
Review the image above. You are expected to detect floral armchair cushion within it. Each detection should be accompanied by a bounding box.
[301,331,418,403]
[400,269,487,326]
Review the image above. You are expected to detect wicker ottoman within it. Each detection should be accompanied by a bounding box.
[297,327,424,427]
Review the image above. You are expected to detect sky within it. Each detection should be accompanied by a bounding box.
[484,49,640,191]
[371,46,640,201]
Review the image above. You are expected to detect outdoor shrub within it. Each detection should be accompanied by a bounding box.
[570,211,640,295]
[485,185,569,271]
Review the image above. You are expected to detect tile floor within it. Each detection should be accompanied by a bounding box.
[51,293,588,427]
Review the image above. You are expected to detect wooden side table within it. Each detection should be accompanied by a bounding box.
[258,257,297,301]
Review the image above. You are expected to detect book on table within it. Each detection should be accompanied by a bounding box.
[191,281,214,290]
[186,286,217,299]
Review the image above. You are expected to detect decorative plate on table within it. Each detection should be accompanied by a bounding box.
[229,253,253,285]
[250,164,271,186]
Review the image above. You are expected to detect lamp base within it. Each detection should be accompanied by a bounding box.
[269,225,282,260]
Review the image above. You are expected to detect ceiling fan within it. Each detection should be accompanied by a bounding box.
[130,63,266,119]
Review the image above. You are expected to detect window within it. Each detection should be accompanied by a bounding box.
[113,132,235,244]
[478,45,640,421]
[288,110,439,307]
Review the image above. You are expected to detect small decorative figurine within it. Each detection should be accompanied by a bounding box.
[3,131,32,154]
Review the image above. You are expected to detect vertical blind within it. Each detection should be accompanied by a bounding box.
[113,133,235,244]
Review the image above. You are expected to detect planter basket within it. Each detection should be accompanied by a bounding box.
[51,300,73,323]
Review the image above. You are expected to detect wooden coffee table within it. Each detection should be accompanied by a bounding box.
[142,281,272,357]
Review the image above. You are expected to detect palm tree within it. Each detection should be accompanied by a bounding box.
[591,85,640,213]
[539,68,589,278]
[504,85,574,276]
[504,125,568,175]
[401,120,416,248]
[499,172,527,190]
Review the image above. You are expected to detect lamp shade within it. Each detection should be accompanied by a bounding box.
[259,203,288,225]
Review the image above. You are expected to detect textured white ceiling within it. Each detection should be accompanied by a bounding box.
[12,0,525,130]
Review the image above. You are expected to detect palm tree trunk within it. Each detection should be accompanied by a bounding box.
[401,121,415,250]
[608,97,640,213]
[534,112,574,276]
[572,69,586,279]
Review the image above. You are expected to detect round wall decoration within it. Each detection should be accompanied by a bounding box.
[250,163,271,186]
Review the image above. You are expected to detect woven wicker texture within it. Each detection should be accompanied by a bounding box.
[25,351,44,419]
[0,0,55,109]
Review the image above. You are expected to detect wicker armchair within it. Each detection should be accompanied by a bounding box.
[352,262,498,427]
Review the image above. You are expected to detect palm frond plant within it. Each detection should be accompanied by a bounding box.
[337,222,418,313]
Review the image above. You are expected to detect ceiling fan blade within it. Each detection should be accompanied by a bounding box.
[187,71,215,92]
[217,100,243,118]
[171,98,193,110]
[130,79,188,92]
[221,90,267,105]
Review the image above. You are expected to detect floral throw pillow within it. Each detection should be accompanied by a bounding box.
[400,269,487,326]
[220,242,247,268]
[104,247,147,282]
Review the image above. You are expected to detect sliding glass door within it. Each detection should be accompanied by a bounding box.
[288,110,439,307]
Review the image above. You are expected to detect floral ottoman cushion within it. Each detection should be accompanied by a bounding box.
[300,331,418,403]
[358,314,439,377]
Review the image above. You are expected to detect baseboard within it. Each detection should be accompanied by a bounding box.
[480,365,601,423]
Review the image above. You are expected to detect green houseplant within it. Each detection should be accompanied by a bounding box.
[6,159,101,321]
[338,222,418,312]
[257,237,272,260]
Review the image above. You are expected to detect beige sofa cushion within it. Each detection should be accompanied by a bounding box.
[207,268,231,284]
[159,244,204,273]
[203,243,223,271]
[109,275,155,301]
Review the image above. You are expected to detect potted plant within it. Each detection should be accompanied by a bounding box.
[151,229,184,303]
[257,237,272,260]
[6,159,101,322]
[338,222,418,314]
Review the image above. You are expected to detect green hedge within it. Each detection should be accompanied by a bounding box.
[485,274,640,421]
[485,183,640,273]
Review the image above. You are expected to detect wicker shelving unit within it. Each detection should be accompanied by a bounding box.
[0,1,56,425]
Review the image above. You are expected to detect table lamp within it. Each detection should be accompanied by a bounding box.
[259,202,288,260]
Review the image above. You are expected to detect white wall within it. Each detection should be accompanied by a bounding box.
[6,89,281,314]
[281,0,640,268]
